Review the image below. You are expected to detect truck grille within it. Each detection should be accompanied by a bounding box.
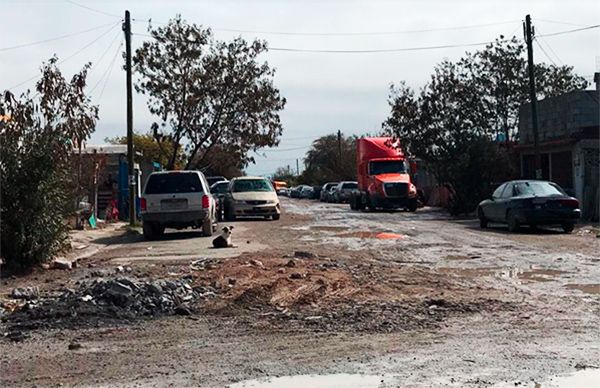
[384,182,408,197]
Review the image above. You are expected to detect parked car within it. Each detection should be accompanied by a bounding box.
[206,176,227,187]
[299,185,314,199]
[224,176,281,220]
[289,186,302,198]
[477,180,581,233]
[320,182,339,202]
[332,181,358,203]
[311,186,322,200]
[210,180,230,221]
[141,170,218,239]
[277,188,290,197]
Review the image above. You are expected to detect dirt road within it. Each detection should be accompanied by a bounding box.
[1,198,599,387]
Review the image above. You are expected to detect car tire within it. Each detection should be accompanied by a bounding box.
[561,222,574,233]
[272,214,280,221]
[507,211,520,233]
[478,208,488,228]
[349,194,356,210]
[202,216,214,237]
[407,198,418,212]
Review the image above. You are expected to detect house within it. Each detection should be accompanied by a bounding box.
[517,76,599,221]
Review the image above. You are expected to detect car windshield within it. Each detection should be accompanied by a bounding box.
[233,179,274,192]
[211,182,229,194]
[369,160,407,175]
[144,173,203,194]
[342,182,358,189]
[514,181,566,197]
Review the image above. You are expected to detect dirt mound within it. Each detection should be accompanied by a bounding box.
[191,253,515,333]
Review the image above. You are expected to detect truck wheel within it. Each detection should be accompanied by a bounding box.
[366,195,376,212]
[407,198,418,212]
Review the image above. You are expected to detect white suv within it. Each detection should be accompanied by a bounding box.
[141,171,217,239]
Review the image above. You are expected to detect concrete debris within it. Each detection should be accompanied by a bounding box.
[10,287,39,300]
[294,251,316,259]
[190,258,220,271]
[249,259,264,267]
[285,260,296,268]
[68,341,83,350]
[4,276,209,330]
[51,259,72,270]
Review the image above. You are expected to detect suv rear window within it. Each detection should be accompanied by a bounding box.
[342,182,358,189]
[145,173,204,195]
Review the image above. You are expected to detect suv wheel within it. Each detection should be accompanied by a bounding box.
[143,222,157,240]
[272,213,280,221]
[202,216,214,237]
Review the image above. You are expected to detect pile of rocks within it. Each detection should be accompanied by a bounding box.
[4,277,216,330]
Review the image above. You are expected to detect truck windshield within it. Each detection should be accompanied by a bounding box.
[369,161,407,175]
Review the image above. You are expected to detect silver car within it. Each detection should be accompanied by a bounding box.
[141,171,217,239]
[224,177,281,220]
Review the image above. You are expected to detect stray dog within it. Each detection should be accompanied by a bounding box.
[212,226,234,248]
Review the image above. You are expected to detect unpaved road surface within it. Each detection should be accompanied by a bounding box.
[1,198,599,387]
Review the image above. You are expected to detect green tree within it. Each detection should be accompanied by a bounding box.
[383,37,587,214]
[133,16,286,170]
[106,132,185,169]
[1,58,98,270]
[300,133,357,185]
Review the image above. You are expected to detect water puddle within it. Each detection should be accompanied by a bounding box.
[229,373,389,388]
[439,267,569,283]
[311,225,351,232]
[492,368,600,387]
[564,283,600,295]
[336,231,406,240]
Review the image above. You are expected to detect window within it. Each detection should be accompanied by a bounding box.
[144,173,203,195]
[342,182,358,190]
[232,179,274,192]
[369,161,407,175]
[211,182,229,194]
[514,181,566,197]
[500,183,514,199]
[492,183,506,198]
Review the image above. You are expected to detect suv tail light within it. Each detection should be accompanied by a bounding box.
[141,197,147,212]
[202,194,210,209]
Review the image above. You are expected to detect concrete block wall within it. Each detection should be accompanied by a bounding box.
[519,90,599,144]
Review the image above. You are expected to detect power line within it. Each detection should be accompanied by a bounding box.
[88,29,123,78]
[534,28,564,66]
[132,18,519,37]
[89,39,122,94]
[534,38,558,67]
[8,23,120,91]
[259,145,311,152]
[0,22,117,52]
[537,24,600,38]
[64,0,122,19]
[537,19,587,27]
[97,42,123,103]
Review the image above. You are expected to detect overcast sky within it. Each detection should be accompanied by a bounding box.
[2,0,599,176]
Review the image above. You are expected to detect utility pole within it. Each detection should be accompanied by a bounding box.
[296,159,300,176]
[337,130,342,166]
[524,14,541,179]
[124,10,136,225]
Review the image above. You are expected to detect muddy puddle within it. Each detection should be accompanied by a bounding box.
[564,283,600,295]
[310,225,351,232]
[492,368,600,387]
[228,373,389,388]
[439,266,569,283]
[336,231,406,239]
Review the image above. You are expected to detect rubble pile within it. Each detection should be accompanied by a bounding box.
[4,277,214,330]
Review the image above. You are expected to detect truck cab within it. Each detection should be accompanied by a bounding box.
[350,137,418,211]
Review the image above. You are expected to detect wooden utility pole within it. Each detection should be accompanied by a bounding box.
[524,14,541,179]
[337,130,342,165]
[296,159,300,176]
[124,10,136,225]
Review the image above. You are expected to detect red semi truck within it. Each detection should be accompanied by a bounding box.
[349,137,418,212]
